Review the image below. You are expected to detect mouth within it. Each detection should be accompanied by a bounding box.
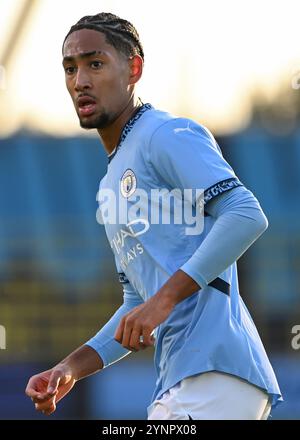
[77,95,97,117]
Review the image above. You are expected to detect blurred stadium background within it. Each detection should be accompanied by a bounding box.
[0,0,300,420]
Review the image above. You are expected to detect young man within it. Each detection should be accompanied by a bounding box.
[25,12,282,419]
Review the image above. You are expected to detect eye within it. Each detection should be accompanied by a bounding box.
[64,66,76,75]
[90,61,103,69]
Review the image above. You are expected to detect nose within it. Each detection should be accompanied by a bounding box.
[74,68,92,92]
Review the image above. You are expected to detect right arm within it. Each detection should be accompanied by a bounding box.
[25,281,144,415]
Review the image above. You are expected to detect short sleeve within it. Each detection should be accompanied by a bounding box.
[148,118,243,205]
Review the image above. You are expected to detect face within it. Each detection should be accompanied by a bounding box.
[62,29,139,129]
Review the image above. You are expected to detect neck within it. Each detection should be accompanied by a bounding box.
[97,96,142,155]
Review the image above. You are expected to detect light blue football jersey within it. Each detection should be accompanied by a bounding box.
[92,103,282,408]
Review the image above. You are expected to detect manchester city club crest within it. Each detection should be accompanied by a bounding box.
[120,169,137,198]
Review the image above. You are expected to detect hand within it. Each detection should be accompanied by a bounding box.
[25,364,76,415]
[114,291,175,352]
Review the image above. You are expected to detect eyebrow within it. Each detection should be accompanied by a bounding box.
[62,50,104,63]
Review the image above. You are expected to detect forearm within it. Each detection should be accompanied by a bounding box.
[155,269,200,307]
[58,344,104,381]
[55,290,143,379]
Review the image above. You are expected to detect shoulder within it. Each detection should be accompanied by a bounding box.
[143,108,209,133]
[139,108,176,137]
[142,109,219,157]
[143,109,216,145]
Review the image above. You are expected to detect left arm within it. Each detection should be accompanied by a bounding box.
[114,185,268,350]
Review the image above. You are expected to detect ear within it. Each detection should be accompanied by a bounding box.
[128,55,143,85]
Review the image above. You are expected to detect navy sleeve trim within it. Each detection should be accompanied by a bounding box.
[208,277,231,296]
[204,178,243,205]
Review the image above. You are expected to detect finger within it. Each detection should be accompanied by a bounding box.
[32,386,59,401]
[31,392,58,404]
[114,316,125,343]
[35,399,56,414]
[122,318,138,350]
[43,403,56,416]
[138,335,148,350]
[35,394,55,410]
[25,378,44,399]
[26,387,41,399]
[47,370,63,394]
[128,327,143,351]
[141,327,155,347]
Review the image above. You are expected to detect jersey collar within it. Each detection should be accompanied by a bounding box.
[108,102,153,163]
